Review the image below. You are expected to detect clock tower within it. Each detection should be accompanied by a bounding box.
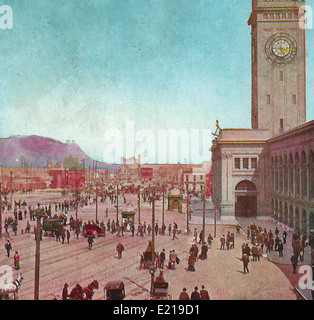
[248,0,306,136]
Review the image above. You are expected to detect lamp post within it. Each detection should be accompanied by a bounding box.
[202,184,206,243]
[138,186,141,225]
[96,184,98,223]
[33,208,47,300]
[185,182,190,235]
[148,189,157,296]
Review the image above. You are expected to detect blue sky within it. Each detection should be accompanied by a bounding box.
[0,0,313,164]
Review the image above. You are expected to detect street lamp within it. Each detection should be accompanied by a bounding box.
[202,183,206,243]
[33,208,47,300]
[148,189,157,295]
[138,185,141,225]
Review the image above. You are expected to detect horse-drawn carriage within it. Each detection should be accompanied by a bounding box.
[104,281,125,300]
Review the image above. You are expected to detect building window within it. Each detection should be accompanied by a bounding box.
[263,13,268,19]
[292,94,297,105]
[243,158,249,169]
[251,158,257,169]
[280,119,284,132]
[267,95,271,105]
[234,158,241,169]
[280,71,284,81]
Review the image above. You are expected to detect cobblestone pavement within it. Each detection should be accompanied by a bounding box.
[0,191,301,300]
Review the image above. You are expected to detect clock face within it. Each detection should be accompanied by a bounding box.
[265,33,297,65]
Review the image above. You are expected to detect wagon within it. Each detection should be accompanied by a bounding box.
[104,281,125,300]
[83,224,105,238]
[43,218,63,236]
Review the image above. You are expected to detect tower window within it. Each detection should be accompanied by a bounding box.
[234,158,241,169]
[280,119,284,132]
[263,13,268,20]
[280,71,284,81]
[292,94,297,105]
[267,95,271,105]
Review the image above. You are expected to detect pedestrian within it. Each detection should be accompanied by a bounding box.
[199,243,208,260]
[179,288,189,300]
[190,287,201,300]
[200,285,210,300]
[116,242,125,259]
[87,234,94,250]
[62,283,69,300]
[5,240,12,258]
[14,251,20,270]
[207,234,213,248]
[220,235,225,250]
[66,230,71,244]
[193,229,198,243]
[159,249,166,269]
[242,254,249,274]
[278,240,284,257]
[172,228,178,240]
[290,254,298,274]
[282,230,287,244]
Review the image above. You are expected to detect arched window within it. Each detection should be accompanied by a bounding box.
[289,153,294,195]
[301,151,307,198]
[284,154,288,193]
[309,150,314,200]
[295,152,300,197]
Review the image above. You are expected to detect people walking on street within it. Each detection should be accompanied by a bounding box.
[242,254,249,274]
[14,251,20,270]
[5,240,12,258]
[159,249,166,269]
[220,235,225,250]
[87,234,94,250]
[116,242,125,259]
[290,254,298,274]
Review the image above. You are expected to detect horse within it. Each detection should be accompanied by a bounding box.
[83,280,99,300]
[0,273,23,300]
[68,284,84,300]
[68,280,99,300]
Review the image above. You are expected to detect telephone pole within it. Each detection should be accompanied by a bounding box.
[34,208,46,300]
[0,183,2,239]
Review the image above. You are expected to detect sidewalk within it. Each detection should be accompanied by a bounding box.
[237,217,312,300]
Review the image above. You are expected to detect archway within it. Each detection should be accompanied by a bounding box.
[235,180,257,217]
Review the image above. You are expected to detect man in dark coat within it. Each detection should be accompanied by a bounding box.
[5,240,12,258]
[242,254,249,274]
[159,249,166,269]
[200,285,210,300]
[116,242,125,259]
[290,254,298,274]
[62,283,69,300]
[190,287,200,300]
[179,288,189,300]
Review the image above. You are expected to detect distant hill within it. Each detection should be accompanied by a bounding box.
[0,135,120,171]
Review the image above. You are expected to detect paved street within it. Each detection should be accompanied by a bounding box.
[0,190,303,300]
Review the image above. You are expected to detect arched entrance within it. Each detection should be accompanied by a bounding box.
[310,212,314,232]
[235,180,257,217]
[172,200,179,210]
